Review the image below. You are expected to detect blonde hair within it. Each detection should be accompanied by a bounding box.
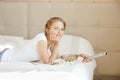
[45,17,66,30]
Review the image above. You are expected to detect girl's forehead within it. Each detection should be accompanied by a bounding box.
[52,21,64,26]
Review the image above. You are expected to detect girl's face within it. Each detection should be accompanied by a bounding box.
[48,21,64,38]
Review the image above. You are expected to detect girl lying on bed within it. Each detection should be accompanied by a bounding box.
[0,17,92,64]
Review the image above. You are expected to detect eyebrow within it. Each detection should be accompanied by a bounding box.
[52,25,64,29]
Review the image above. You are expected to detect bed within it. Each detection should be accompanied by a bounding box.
[0,34,96,80]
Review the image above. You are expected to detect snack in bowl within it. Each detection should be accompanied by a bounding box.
[60,54,79,62]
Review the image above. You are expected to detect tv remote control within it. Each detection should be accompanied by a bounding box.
[89,52,108,59]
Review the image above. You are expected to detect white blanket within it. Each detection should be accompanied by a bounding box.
[0,35,96,80]
[0,60,96,80]
[0,71,80,80]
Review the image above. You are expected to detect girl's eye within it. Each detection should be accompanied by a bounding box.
[53,26,64,31]
[61,28,65,31]
[54,27,58,30]
[54,27,57,29]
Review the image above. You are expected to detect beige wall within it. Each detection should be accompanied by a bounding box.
[0,0,120,3]
[0,0,120,76]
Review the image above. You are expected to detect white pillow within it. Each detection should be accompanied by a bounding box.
[59,35,94,56]
[0,35,24,50]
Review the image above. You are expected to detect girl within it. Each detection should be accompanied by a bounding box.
[0,17,91,64]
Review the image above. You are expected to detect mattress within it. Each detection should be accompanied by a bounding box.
[0,35,96,80]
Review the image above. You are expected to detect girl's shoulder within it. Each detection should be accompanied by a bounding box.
[32,32,47,42]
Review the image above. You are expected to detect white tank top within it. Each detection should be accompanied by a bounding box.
[1,32,49,62]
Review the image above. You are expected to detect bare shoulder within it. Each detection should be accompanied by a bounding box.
[38,40,47,45]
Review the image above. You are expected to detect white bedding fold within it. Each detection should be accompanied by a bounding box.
[0,61,96,80]
[0,71,80,80]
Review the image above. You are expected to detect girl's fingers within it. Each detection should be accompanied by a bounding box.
[83,58,92,62]
[50,34,61,42]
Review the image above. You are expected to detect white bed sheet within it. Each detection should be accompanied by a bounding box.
[0,71,80,80]
[0,35,96,80]
[0,60,96,80]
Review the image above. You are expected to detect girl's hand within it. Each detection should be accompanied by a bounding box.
[50,34,61,43]
[79,54,92,62]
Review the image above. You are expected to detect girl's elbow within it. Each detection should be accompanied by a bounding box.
[42,60,50,64]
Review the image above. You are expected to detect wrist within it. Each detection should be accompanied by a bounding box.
[53,41,59,45]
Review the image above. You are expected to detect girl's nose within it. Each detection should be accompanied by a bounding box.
[58,30,62,34]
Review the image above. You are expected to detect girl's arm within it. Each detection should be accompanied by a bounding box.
[48,34,61,63]
[37,40,59,64]
[37,40,50,64]
[49,42,59,62]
